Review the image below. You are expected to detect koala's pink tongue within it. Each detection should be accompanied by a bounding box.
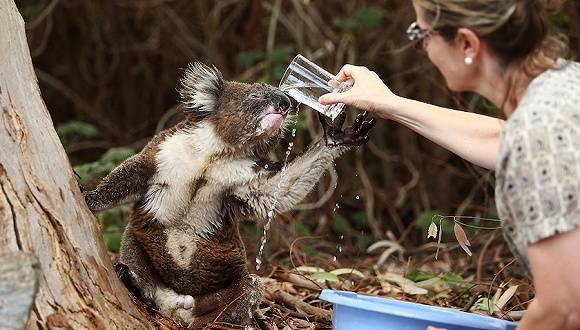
[262,113,284,134]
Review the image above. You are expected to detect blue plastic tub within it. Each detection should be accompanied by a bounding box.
[320,290,518,330]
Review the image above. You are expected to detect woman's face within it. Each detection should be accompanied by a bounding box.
[413,3,474,92]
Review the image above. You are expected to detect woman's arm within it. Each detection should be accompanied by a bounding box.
[319,64,504,170]
[517,228,580,330]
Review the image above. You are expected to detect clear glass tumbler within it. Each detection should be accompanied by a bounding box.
[279,54,349,119]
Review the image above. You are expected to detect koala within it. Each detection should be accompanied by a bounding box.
[84,62,375,328]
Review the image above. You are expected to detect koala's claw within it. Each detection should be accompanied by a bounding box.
[319,111,376,147]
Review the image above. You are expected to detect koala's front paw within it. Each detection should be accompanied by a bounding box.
[319,111,376,147]
[83,190,101,211]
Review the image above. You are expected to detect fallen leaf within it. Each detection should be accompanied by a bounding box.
[293,266,326,273]
[330,268,365,278]
[379,272,428,295]
[377,246,403,266]
[496,285,518,310]
[309,271,339,282]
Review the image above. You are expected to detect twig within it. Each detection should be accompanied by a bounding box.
[265,0,282,54]
[355,147,382,239]
[271,290,331,322]
[476,231,497,283]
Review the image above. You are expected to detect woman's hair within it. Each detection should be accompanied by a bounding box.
[413,0,569,110]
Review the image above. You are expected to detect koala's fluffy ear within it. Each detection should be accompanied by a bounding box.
[179,62,224,114]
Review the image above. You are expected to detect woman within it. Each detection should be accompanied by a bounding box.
[320,1,580,329]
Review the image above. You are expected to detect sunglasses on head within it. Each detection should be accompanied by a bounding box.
[406,21,436,50]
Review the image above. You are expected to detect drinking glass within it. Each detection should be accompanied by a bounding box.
[279,54,350,119]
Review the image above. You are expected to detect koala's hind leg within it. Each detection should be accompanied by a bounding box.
[117,228,158,308]
[187,274,263,329]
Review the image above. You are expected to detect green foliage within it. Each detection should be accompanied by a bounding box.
[351,211,367,227]
[267,44,296,80]
[57,120,98,140]
[357,232,374,249]
[294,266,365,283]
[103,232,122,252]
[100,147,135,165]
[237,49,265,68]
[292,220,312,236]
[20,4,44,19]
[407,269,474,291]
[303,246,319,256]
[98,205,131,252]
[237,44,295,82]
[331,214,352,234]
[74,147,135,185]
[334,6,382,33]
[416,210,454,238]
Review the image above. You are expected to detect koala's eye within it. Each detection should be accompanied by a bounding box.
[249,93,261,99]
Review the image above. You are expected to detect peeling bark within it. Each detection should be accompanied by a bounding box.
[0,1,157,328]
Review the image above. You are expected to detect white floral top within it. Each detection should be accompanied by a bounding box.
[495,59,580,275]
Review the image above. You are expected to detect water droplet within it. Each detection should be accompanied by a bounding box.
[340,234,344,240]
[291,128,297,137]
[355,195,360,200]
[332,256,337,262]
[267,210,274,218]
[337,245,343,253]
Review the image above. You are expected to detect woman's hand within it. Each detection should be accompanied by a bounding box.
[318,64,401,118]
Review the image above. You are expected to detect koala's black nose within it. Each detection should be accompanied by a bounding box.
[272,90,291,112]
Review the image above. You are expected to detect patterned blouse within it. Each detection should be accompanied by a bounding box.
[495,59,580,275]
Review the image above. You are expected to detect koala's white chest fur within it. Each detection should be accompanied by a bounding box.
[141,123,258,237]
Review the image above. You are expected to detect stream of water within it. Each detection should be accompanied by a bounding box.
[255,94,302,270]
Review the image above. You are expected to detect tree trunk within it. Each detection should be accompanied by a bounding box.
[0,1,156,328]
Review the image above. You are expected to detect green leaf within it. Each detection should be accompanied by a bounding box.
[309,272,340,282]
[330,268,365,278]
[353,6,382,28]
[333,6,382,32]
[237,49,265,67]
[56,120,98,140]
[103,232,122,252]
[333,18,358,32]
[266,44,295,65]
[357,233,373,248]
[100,147,135,164]
[303,246,318,256]
[293,266,326,273]
[415,277,442,289]
[292,221,312,236]
[331,214,352,234]
[407,270,436,282]
[352,211,367,227]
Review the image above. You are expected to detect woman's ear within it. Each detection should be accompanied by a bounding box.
[456,27,481,63]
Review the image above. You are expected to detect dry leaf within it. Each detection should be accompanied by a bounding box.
[379,272,428,295]
[496,285,518,310]
[454,222,472,256]
[427,221,438,239]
